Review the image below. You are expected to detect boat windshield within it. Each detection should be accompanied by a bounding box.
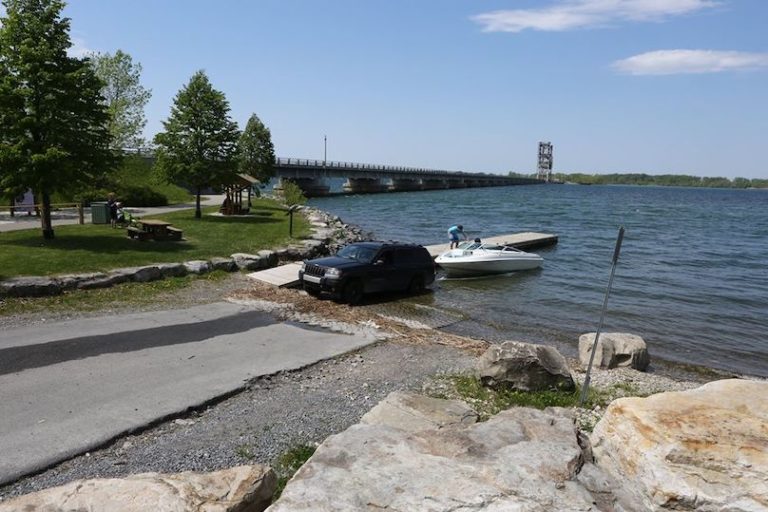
[455,242,523,252]
[337,245,378,263]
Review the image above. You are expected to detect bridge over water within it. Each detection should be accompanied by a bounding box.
[274,157,541,196]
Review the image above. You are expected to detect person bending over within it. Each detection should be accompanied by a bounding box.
[447,224,467,249]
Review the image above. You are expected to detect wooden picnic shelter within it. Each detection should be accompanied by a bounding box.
[220,174,258,215]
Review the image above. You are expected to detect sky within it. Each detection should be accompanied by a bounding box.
[12,1,768,178]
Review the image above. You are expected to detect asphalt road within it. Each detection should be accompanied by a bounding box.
[0,302,378,486]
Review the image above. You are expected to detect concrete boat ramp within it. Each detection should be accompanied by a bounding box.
[248,232,558,287]
[247,262,303,288]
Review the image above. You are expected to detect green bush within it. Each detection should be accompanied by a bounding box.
[119,185,168,206]
[71,189,111,207]
[279,180,307,206]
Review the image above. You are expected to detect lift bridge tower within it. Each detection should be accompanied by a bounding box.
[537,141,553,182]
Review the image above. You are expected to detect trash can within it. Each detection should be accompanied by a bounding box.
[91,202,109,224]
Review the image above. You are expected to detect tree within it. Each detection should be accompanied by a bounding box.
[280,180,307,207]
[90,49,151,150]
[237,114,275,183]
[154,71,240,219]
[0,0,115,239]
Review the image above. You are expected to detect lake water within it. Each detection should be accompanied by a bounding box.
[308,184,768,378]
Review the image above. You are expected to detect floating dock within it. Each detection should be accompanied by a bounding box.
[424,232,558,258]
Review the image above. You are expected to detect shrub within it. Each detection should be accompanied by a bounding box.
[119,185,168,207]
[279,180,307,206]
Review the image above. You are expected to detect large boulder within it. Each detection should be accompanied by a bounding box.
[475,341,575,391]
[257,250,278,268]
[232,253,267,271]
[0,276,62,297]
[359,391,478,431]
[579,332,650,371]
[157,262,188,278]
[0,465,276,512]
[268,393,599,511]
[124,265,163,283]
[210,256,237,272]
[591,379,768,511]
[58,272,108,290]
[184,260,212,274]
[78,273,130,290]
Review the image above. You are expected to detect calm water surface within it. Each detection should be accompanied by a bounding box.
[309,184,768,377]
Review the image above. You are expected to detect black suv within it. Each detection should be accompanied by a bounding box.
[298,241,435,304]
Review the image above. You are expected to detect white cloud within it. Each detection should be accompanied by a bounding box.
[471,0,720,33]
[68,37,93,58]
[613,49,768,75]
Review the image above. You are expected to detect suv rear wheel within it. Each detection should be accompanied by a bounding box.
[342,279,364,305]
[408,274,425,295]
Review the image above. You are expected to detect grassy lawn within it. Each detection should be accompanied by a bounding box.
[0,271,230,316]
[0,199,310,279]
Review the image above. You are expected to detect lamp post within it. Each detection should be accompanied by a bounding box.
[323,135,327,172]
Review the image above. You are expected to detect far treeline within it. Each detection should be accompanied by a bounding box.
[512,172,768,189]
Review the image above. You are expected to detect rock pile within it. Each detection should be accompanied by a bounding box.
[268,377,768,511]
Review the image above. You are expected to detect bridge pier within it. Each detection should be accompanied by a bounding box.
[389,178,422,192]
[421,179,449,190]
[342,178,387,194]
[447,179,468,189]
[275,177,330,198]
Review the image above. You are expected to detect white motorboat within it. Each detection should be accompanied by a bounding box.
[435,241,543,277]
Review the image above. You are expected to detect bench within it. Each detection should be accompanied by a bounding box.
[166,226,183,241]
[127,226,151,241]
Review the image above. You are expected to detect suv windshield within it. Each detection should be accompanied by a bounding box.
[337,245,378,264]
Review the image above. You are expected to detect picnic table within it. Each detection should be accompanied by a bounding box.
[127,219,183,241]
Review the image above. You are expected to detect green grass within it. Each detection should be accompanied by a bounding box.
[0,271,229,316]
[235,444,256,461]
[431,374,614,421]
[0,199,309,279]
[273,444,317,499]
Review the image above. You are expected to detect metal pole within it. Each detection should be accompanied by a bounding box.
[579,226,625,406]
[324,135,327,165]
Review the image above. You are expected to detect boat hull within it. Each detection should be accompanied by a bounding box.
[435,255,542,277]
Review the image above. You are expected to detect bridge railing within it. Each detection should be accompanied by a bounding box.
[275,157,521,179]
